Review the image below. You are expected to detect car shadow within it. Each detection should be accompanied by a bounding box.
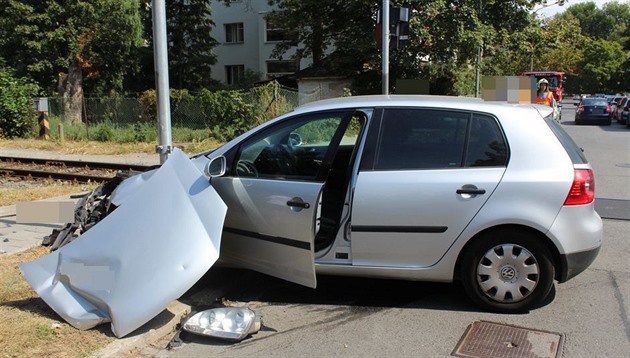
[180,267,553,315]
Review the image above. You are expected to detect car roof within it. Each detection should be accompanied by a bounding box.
[293,94,542,115]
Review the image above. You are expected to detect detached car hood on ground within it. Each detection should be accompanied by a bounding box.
[19,149,227,338]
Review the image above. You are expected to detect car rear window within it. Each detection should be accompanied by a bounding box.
[372,109,507,170]
[583,98,607,106]
[544,115,588,164]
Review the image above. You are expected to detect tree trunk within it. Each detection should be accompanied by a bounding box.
[57,62,84,124]
[312,19,324,66]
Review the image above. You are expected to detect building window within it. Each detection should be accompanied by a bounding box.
[226,65,245,85]
[264,17,297,44]
[225,23,244,43]
[266,60,298,78]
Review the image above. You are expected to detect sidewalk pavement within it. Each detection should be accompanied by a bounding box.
[0,197,76,255]
[1,195,190,357]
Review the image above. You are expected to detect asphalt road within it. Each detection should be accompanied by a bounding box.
[142,101,630,358]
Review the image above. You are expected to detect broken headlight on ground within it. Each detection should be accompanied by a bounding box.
[182,307,262,342]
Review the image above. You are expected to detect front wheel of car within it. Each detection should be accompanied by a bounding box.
[461,229,555,313]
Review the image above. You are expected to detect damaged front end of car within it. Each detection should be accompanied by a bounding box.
[20,149,229,338]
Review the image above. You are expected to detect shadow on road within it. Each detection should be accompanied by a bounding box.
[180,266,554,315]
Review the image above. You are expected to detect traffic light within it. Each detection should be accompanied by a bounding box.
[376,6,410,49]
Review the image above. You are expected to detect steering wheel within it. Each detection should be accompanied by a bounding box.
[236,160,258,177]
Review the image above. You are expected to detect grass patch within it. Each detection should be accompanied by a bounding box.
[0,138,156,155]
[0,136,228,357]
[0,137,223,156]
[0,246,116,358]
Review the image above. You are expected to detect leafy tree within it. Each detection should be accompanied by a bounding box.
[0,62,40,138]
[558,1,629,93]
[165,0,218,90]
[576,39,626,93]
[0,0,143,123]
[561,1,615,41]
[603,1,630,46]
[528,15,586,73]
[265,0,548,95]
[133,0,219,93]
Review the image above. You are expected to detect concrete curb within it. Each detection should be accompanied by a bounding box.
[90,300,191,357]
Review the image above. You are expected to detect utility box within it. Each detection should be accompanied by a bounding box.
[34,97,49,112]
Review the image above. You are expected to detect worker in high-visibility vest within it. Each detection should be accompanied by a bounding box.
[536,78,558,120]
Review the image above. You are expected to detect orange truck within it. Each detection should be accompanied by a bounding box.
[522,71,566,103]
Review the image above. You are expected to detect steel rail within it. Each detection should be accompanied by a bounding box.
[0,156,155,172]
[0,167,115,183]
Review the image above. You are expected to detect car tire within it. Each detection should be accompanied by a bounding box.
[605,119,612,126]
[461,229,555,313]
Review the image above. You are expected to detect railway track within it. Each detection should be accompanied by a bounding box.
[0,156,156,183]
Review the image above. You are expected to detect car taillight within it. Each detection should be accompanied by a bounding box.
[606,105,611,113]
[564,169,595,205]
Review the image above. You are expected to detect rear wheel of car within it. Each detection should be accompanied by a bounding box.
[461,229,555,313]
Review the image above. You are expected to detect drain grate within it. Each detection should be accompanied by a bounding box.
[452,321,564,358]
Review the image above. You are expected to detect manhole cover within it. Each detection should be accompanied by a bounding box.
[452,321,564,358]
[595,198,630,221]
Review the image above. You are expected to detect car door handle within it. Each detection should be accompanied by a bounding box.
[287,200,310,209]
[456,188,486,195]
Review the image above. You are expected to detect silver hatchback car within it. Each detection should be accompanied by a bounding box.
[24,95,603,337]
[189,95,602,312]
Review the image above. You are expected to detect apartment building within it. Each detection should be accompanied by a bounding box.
[210,1,311,85]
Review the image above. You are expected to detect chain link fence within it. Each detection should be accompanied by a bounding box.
[47,85,322,130]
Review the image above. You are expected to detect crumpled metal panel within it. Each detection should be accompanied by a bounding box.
[20,149,227,338]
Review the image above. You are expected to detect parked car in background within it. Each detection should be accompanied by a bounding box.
[610,96,625,121]
[616,96,629,124]
[575,97,612,125]
[23,96,603,339]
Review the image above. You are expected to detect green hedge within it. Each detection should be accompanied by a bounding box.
[0,67,39,138]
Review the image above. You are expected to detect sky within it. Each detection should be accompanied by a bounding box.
[534,0,619,17]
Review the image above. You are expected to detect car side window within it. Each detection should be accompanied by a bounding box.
[374,109,507,170]
[465,114,508,167]
[375,109,468,170]
[235,112,347,180]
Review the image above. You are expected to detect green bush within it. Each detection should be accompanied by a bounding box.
[0,66,39,138]
[172,127,211,142]
[37,82,299,144]
[92,121,116,142]
[197,88,257,141]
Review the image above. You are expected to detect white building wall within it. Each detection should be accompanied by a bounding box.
[210,0,311,85]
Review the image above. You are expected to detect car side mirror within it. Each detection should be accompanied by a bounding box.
[205,156,226,178]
